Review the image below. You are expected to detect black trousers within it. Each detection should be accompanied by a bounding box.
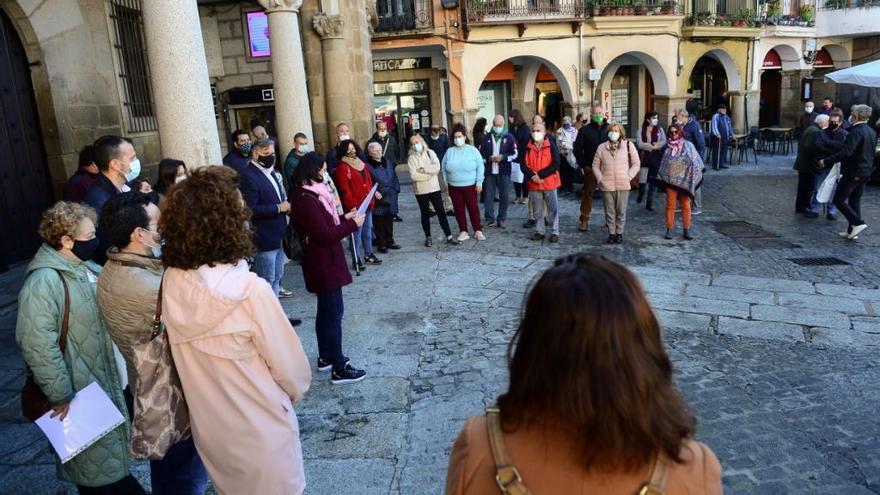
[795,172,814,213]
[77,475,146,495]
[373,214,395,248]
[416,191,451,238]
[832,176,866,228]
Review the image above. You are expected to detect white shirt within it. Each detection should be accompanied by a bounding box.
[491,136,502,175]
[254,161,283,201]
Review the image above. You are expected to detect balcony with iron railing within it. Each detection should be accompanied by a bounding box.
[682,0,766,35]
[374,0,434,37]
[465,0,584,25]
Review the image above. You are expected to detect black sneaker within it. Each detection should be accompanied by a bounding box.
[446,235,460,245]
[827,213,837,221]
[288,318,302,327]
[331,363,366,384]
[394,215,403,222]
[523,219,536,228]
[317,357,350,372]
[486,220,497,228]
[365,254,382,264]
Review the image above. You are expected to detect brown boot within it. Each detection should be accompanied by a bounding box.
[578,221,588,232]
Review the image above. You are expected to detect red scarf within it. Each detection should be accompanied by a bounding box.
[641,123,660,144]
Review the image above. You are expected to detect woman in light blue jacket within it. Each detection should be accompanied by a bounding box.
[442,124,486,242]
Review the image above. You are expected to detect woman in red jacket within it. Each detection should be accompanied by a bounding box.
[289,152,367,384]
[334,140,382,269]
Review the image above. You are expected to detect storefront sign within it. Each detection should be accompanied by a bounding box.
[373,57,432,72]
[588,69,602,81]
[476,89,496,123]
[374,80,428,95]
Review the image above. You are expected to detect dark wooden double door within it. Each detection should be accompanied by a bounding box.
[0,11,53,269]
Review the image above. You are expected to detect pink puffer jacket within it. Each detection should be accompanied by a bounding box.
[591,140,641,192]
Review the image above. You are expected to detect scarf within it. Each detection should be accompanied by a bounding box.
[490,127,506,140]
[641,123,660,144]
[658,141,703,197]
[667,134,685,157]
[342,155,364,171]
[302,181,340,225]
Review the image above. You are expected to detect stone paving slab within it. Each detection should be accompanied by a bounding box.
[776,292,871,315]
[717,317,806,343]
[648,293,751,318]
[814,283,880,302]
[712,275,816,294]
[750,305,852,330]
[685,284,777,305]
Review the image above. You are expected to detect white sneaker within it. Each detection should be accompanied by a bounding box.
[839,231,851,238]
[848,224,868,239]
[474,230,486,241]
[457,231,470,242]
[691,208,702,216]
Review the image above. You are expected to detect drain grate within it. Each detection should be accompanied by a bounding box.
[788,257,850,267]
[713,221,779,239]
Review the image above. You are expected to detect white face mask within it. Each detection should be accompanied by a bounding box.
[413,143,424,153]
[532,132,544,142]
[608,131,620,142]
[650,118,659,126]
[378,130,388,138]
[174,175,186,184]
[338,134,351,142]
[805,106,814,113]
[454,137,465,147]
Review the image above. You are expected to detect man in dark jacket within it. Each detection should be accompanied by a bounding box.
[63,144,99,203]
[479,114,517,228]
[366,121,400,165]
[239,138,291,296]
[426,124,449,162]
[222,129,251,174]
[793,114,826,215]
[811,110,848,219]
[799,100,818,137]
[573,104,608,231]
[85,135,140,265]
[820,104,877,239]
[676,108,707,160]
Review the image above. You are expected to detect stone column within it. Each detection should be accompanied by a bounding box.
[142,0,221,167]
[259,0,314,155]
[729,90,746,133]
[312,13,351,146]
[745,90,761,131]
[652,95,690,129]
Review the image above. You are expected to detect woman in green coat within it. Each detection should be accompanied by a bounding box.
[15,201,145,494]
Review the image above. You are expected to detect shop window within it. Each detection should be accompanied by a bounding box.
[109,0,157,133]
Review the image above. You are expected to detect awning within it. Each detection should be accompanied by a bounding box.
[814,48,834,69]
[762,49,782,70]
[825,59,880,87]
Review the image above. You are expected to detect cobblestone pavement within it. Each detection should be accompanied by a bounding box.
[1,154,879,494]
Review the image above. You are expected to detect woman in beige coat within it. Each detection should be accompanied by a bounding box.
[592,122,641,244]
[159,166,312,495]
[407,134,459,247]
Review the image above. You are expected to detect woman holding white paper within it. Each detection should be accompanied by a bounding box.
[15,201,144,493]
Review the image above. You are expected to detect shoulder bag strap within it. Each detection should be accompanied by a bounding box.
[485,407,532,495]
[151,271,166,339]
[52,269,70,354]
[637,453,670,495]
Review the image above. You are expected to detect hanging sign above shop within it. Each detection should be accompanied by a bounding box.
[373,57,433,72]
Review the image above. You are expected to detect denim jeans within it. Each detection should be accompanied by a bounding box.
[253,248,285,295]
[483,173,511,222]
[352,210,374,261]
[149,437,209,495]
[316,288,348,371]
[809,169,837,214]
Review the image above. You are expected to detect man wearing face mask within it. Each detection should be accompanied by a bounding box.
[573,105,609,232]
[283,132,311,190]
[366,121,400,165]
[326,122,365,176]
[85,135,141,264]
[223,129,252,174]
[240,138,292,297]
[709,104,732,170]
[479,114,518,228]
[811,110,848,220]
[556,116,578,194]
[96,192,210,495]
[522,123,561,242]
[800,100,817,137]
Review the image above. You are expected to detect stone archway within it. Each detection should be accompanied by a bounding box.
[687,48,742,92]
[820,43,851,68]
[595,51,671,136]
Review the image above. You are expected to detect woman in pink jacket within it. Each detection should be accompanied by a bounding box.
[592,123,641,244]
[159,166,312,495]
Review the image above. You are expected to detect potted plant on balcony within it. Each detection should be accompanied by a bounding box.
[660,0,676,13]
[767,0,782,17]
[634,0,649,15]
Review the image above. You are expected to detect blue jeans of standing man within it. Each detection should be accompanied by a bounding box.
[809,169,838,214]
[316,288,348,371]
[483,173,511,222]
[150,437,209,495]
[351,210,374,262]
[253,248,285,295]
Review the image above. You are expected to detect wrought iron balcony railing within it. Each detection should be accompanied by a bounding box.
[375,0,433,34]
[589,0,681,16]
[466,0,584,23]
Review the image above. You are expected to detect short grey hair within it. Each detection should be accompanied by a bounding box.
[851,104,872,122]
[815,114,830,125]
[252,137,274,152]
[676,108,689,118]
[366,142,382,153]
[562,116,572,124]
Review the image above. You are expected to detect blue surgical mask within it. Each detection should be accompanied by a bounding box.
[125,158,141,182]
[453,137,465,147]
[296,144,310,154]
[492,126,504,134]
[413,143,424,153]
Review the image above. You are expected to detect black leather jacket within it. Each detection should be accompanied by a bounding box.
[824,122,877,178]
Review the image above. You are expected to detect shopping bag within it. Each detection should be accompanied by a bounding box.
[816,163,841,204]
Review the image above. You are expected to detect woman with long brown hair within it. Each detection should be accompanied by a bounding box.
[446,254,722,495]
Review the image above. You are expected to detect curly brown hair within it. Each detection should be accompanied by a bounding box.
[160,165,255,269]
[39,201,97,248]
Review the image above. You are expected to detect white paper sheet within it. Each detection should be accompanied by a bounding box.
[356,183,380,217]
[35,382,125,464]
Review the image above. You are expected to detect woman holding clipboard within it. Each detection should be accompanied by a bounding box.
[334,140,383,270]
[290,153,368,384]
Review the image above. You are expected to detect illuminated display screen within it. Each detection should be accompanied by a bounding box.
[247,12,270,58]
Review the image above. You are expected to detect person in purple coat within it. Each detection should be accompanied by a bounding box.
[288,152,367,384]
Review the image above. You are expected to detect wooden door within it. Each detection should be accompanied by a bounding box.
[0,11,53,268]
[760,70,782,127]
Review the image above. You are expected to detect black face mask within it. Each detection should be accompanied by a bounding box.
[257,155,276,169]
[828,122,839,131]
[71,237,100,262]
